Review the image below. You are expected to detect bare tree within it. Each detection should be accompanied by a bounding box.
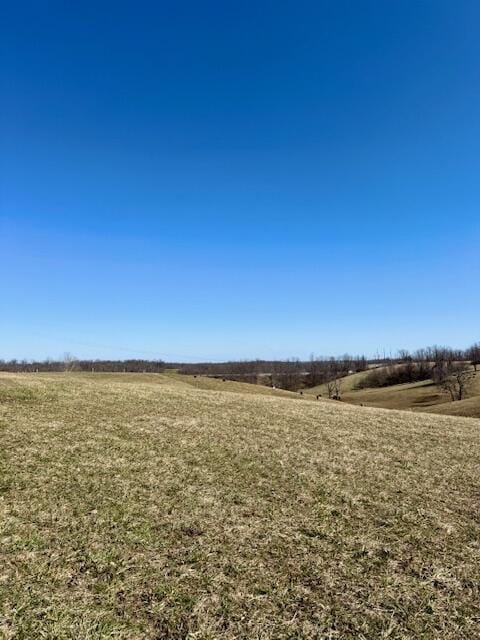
[432,361,474,401]
[63,352,78,372]
[326,378,336,399]
[326,371,342,400]
[333,376,342,399]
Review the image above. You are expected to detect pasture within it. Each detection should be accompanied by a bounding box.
[1,372,479,638]
[305,367,480,418]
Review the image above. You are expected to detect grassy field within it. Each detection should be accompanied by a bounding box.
[1,372,479,639]
[304,368,480,418]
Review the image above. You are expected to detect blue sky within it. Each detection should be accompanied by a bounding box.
[1,1,479,361]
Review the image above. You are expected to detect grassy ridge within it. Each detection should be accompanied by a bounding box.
[1,373,479,638]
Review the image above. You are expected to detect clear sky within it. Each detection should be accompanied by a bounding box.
[1,1,479,361]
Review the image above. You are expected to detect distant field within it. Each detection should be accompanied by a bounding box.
[1,372,479,638]
[304,366,480,418]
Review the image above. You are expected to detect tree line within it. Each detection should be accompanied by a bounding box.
[2,342,478,395]
[177,355,368,391]
[355,344,480,401]
[0,356,166,374]
[355,361,434,389]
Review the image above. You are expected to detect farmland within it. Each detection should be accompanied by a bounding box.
[305,366,480,419]
[1,372,479,638]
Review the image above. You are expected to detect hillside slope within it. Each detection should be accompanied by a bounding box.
[304,367,480,418]
[1,372,479,639]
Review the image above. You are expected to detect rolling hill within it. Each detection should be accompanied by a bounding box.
[1,372,479,638]
[304,366,480,418]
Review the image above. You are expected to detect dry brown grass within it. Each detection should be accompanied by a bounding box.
[1,372,479,639]
[305,368,480,418]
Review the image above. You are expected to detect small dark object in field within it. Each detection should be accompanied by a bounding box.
[300,391,303,395]
[316,394,321,400]
[194,375,197,378]
[222,378,226,382]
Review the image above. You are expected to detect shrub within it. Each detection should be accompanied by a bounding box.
[355,363,433,389]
